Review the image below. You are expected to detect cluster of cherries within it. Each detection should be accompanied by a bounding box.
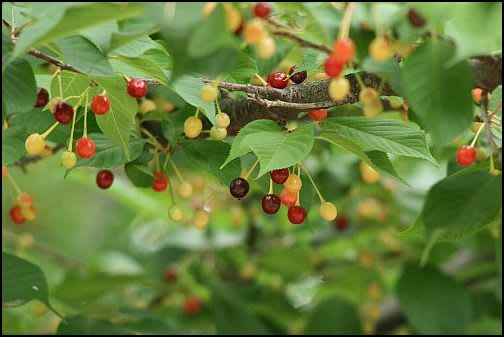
[229,167,337,225]
[3,167,37,224]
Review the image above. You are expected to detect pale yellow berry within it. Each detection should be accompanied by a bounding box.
[139,99,157,114]
[177,181,193,199]
[360,161,380,184]
[359,88,378,105]
[328,77,350,100]
[369,37,392,62]
[184,116,203,139]
[284,174,302,193]
[60,151,77,170]
[202,2,217,16]
[215,112,230,128]
[25,133,46,156]
[21,206,37,221]
[18,233,34,248]
[224,4,242,33]
[256,36,276,59]
[210,126,227,140]
[200,85,219,102]
[169,205,184,222]
[363,99,383,118]
[319,202,337,221]
[193,209,209,229]
[244,19,266,44]
[31,301,49,316]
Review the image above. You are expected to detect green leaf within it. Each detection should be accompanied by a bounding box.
[161,108,189,145]
[172,76,216,125]
[91,76,138,160]
[56,36,114,76]
[2,58,37,115]
[49,71,93,106]
[57,315,124,335]
[320,117,436,164]
[402,40,473,146]
[446,3,502,62]
[318,132,408,185]
[188,4,237,58]
[2,252,51,309]
[112,55,169,85]
[75,133,144,169]
[226,53,257,83]
[2,126,25,165]
[212,283,270,335]
[397,265,472,334]
[124,163,154,188]
[79,21,118,52]
[180,139,241,186]
[421,169,502,236]
[13,3,143,57]
[2,25,12,71]
[297,48,325,73]
[305,297,363,335]
[489,85,502,116]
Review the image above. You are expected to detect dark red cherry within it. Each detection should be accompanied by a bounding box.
[230,177,249,199]
[261,194,281,214]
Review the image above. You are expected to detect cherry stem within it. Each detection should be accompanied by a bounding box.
[300,163,325,203]
[44,71,59,91]
[338,2,355,40]
[163,153,170,171]
[41,121,59,139]
[295,165,301,206]
[243,159,260,181]
[57,68,63,99]
[470,122,485,148]
[215,97,222,115]
[254,73,268,87]
[194,107,200,117]
[6,173,22,197]
[353,70,365,89]
[168,181,176,205]
[83,92,89,138]
[168,157,184,182]
[268,177,273,195]
[155,152,161,172]
[63,95,81,102]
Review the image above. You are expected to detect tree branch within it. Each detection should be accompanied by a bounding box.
[271,30,331,54]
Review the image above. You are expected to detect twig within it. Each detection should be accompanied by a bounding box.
[271,30,331,54]
[252,96,342,110]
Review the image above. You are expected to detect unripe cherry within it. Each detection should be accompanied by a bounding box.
[360,161,380,184]
[139,99,157,114]
[210,126,227,140]
[256,36,276,59]
[17,193,33,208]
[61,151,77,169]
[200,85,219,102]
[193,209,209,229]
[169,205,184,222]
[224,3,242,33]
[359,88,378,105]
[369,37,392,62]
[177,181,193,199]
[202,2,217,16]
[284,174,302,193]
[332,38,356,64]
[244,19,265,44]
[184,116,203,139]
[280,188,297,207]
[363,99,383,118]
[25,134,46,156]
[388,96,403,109]
[215,112,230,128]
[319,202,337,221]
[21,206,37,221]
[328,77,350,100]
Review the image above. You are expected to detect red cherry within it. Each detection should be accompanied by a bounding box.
[456,145,477,166]
[270,168,289,184]
[407,9,426,27]
[262,194,281,214]
[280,189,297,207]
[334,216,349,231]
[253,2,272,18]
[54,102,74,124]
[288,65,307,84]
[127,78,147,98]
[10,205,25,224]
[75,137,96,159]
[34,88,49,108]
[332,38,356,64]
[184,297,202,316]
[268,72,289,89]
[152,172,168,192]
[229,177,250,199]
[96,170,114,189]
[288,206,307,224]
[309,109,328,122]
[164,267,177,282]
[324,57,344,78]
[91,95,110,115]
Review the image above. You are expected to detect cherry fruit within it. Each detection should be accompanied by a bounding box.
[270,168,289,184]
[193,210,209,229]
[280,188,297,207]
[360,161,380,184]
[10,206,25,224]
[407,9,426,27]
[324,56,344,78]
[319,201,337,221]
[268,72,289,89]
[334,215,349,231]
[127,78,147,98]
[359,88,378,105]
[96,170,114,189]
[230,177,249,199]
[332,38,356,64]
[215,112,231,128]
[369,37,392,62]
[200,85,219,102]
[309,109,328,122]
[210,126,227,140]
[184,297,202,316]
[54,102,74,124]
[284,174,302,193]
[244,19,266,44]
[456,145,477,166]
[169,205,184,222]
[288,206,307,224]
[34,88,49,108]
[289,65,307,84]
[152,172,168,192]
[256,36,276,59]
[75,137,96,159]
[25,134,46,156]
[17,193,33,208]
[328,77,350,100]
[253,2,271,18]
[177,181,193,199]
[184,116,203,139]
[164,267,177,282]
[262,194,281,214]
[61,151,77,169]
[91,95,110,115]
